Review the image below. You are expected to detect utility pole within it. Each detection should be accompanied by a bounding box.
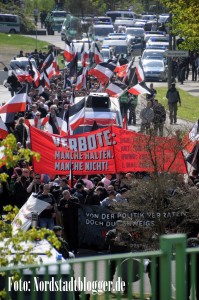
[167,12,173,88]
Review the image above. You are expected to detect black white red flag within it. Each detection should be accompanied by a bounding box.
[81,43,89,67]
[93,43,103,65]
[105,81,127,97]
[64,40,76,62]
[75,67,88,91]
[136,60,145,82]
[88,62,116,84]
[68,98,86,133]
[128,81,151,95]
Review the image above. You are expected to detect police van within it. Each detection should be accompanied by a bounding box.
[0,13,20,34]
[106,10,141,22]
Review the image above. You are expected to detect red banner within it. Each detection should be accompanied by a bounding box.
[30,126,187,175]
[113,127,187,174]
[30,126,116,175]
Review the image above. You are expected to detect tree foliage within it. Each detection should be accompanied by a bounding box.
[162,0,199,50]
[0,135,60,299]
[0,134,40,182]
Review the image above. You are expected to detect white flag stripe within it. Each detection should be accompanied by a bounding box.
[85,111,117,120]
[12,194,49,235]
[3,93,26,105]
[189,121,199,141]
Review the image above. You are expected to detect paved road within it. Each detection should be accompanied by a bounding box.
[1,32,198,132]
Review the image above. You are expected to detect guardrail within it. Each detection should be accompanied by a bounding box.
[0,234,198,300]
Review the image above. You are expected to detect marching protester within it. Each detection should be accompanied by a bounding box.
[53,226,75,259]
[128,94,138,125]
[37,184,56,230]
[152,99,166,137]
[6,71,21,97]
[140,101,154,134]
[101,190,117,208]
[146,83,157,103]
[105,220,133,281]
[58,190,80,253]
[166,83,181,125]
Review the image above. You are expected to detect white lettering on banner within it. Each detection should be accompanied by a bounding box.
[85,162,109,171]
[55,151,83,160]
[55,162,83,171]
[51,130,115,151]
[82,210,187,228]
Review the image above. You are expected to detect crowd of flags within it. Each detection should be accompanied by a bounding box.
[0,38,199,175]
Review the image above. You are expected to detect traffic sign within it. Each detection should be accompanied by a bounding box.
[165,50,189,57]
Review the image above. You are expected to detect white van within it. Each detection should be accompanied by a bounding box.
[8,57,37,76]
[89,24,114,43]
[0,14,20,34]
[106,10,141,22]
[102,37,128,56]
[73,93,123,134]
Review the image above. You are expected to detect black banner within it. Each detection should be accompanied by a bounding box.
[78,206,186,251]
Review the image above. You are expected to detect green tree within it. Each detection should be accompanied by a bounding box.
[0,135,60,299]
[162,0,199,50]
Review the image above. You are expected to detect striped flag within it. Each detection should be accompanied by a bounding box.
[68,98,85,132]
[0,86,26,114]
[75,67,87,91]
[14,68,33,83]
[64,40,76,62]
[40,50,54,72]
[128,81,151,95]
[136,60,145,82]
[0,117,8,139]
[46,115,68,135]
[93,43,104,65]
[24,117,49,129]
[114,63,128,78]
[88,62,116,84]
[105,81,127,97]
[40,69,50,88]
[82,110,117,127]
[29,60,40,87]
[81,43,89,67]
[25,116,68,136]
[183,120,199,154]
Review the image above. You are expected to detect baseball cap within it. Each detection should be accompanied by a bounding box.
[53,226,63,232]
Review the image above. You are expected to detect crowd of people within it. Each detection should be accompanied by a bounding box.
[1,46,199,254]
[171,52,199,85]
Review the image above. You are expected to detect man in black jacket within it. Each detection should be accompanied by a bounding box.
[166,83,181,125]
[105,220,133,281]
[152,99,166,137]
[58,190,80,253]
[37,184,56,230]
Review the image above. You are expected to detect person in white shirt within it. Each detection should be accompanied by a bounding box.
[101,174,112,190]
[82,175,94,190]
